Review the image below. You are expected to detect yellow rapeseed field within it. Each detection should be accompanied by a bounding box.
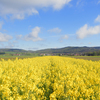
[0,56,100,100]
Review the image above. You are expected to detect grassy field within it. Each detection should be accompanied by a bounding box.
[70,56,100,61]
[0,55,100,61]
[0,55,37,61]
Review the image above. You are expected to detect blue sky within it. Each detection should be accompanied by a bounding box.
[0,0,100,50]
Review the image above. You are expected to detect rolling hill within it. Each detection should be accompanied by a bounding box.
[32,46,100,54]
[0,47,100,55]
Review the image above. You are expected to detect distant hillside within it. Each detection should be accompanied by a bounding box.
[0,47,100,55]
[33,47,100,54]
[0,49,27,52]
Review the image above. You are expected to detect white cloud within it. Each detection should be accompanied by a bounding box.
[0,22,3,30]
[0,32,12,41]
[59,35,68,42]
[48,28,61,33]
[88,42,92,45]
[16,34,22,39]
[76,24,100,39]
[62,35,68,39]
[5,42,14,48]
[13,40,18,43]
[95,15,100,22]
[24,27,42,41]
[98,0,100,4]
[0,0,71,19]
[76,0,84,7]
[76,0,81,6]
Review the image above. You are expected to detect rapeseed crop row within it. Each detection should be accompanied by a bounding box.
[0,56,100,100]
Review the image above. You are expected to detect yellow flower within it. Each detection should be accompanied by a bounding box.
[0,56,100,99]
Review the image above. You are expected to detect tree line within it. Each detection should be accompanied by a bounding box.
[84,51,100,56]
[0,52,5,55]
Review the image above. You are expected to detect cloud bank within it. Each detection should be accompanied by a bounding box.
[76,24,100,39]
[0,0,71,19]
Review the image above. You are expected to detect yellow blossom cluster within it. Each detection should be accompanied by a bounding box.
[0,56,100,100]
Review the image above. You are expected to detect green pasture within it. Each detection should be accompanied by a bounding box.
[0,55,36,61]
[0,55,100,61]
[69,56,100,61]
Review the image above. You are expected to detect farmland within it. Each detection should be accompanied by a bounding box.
[0,56,100,99]
[1,55,100,61]
[69,56,100,61]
